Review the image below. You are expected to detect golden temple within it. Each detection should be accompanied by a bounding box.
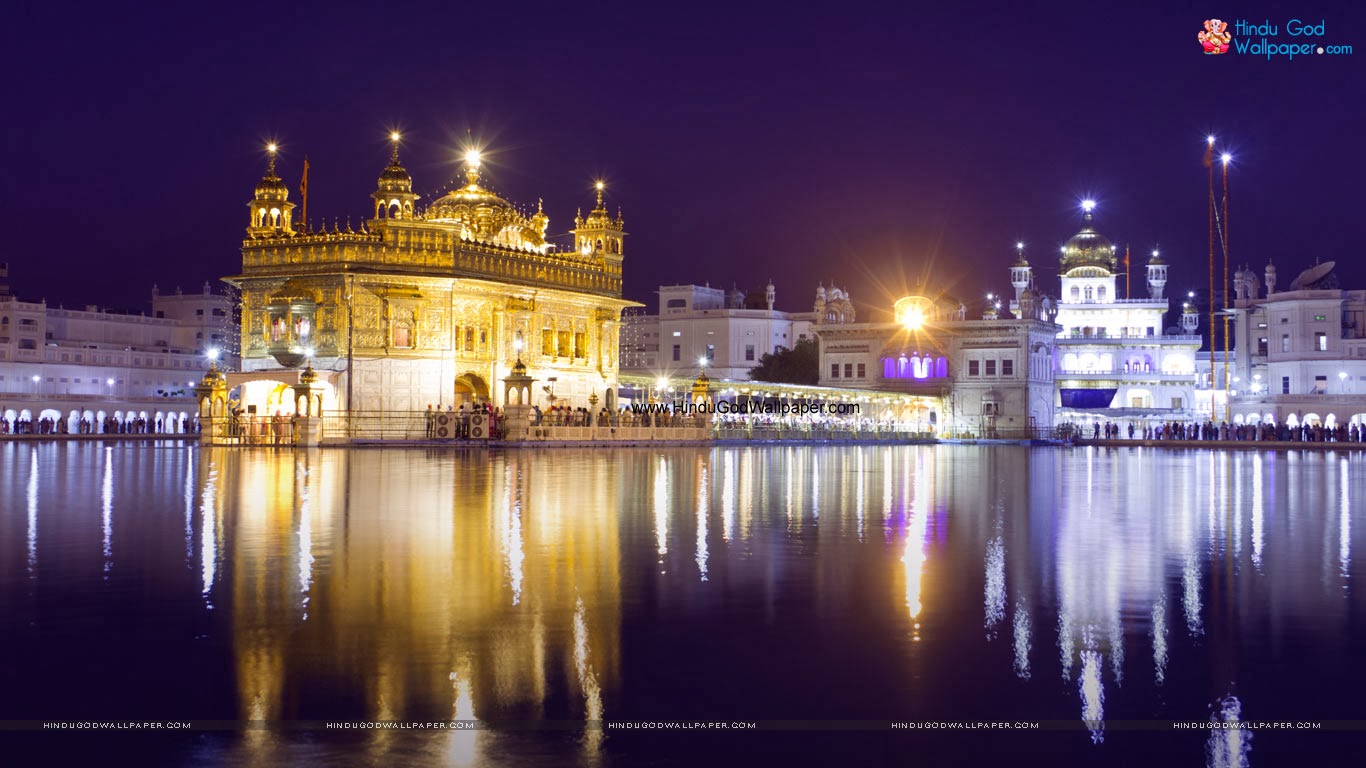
[226,137,637,414]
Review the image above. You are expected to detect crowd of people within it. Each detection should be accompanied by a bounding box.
[1068,419,1366,444]
[0,413,198,436]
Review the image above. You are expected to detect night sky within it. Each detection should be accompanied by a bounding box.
[4,1,1363,324]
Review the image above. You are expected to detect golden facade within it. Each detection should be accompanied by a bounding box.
[228,140,637,412]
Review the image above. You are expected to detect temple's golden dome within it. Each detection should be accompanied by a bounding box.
[1060,214,1116,275]
[378,163,411,185]
[423,164,548,251]
[255,171,287,197]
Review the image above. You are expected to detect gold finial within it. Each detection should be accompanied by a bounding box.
[537,197,543,214]
[389,131,401,164]
[266,143,278,175]
[595,180,605,207]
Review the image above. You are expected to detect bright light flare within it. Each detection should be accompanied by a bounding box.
[1081,199,1097,213]
[1221,153,1232,166]
[903,309,925,331]
[206,348,220,361]
[389,131,401,142]
[266,143,278,154]
[595,180,605,191]
[464,149,481,167]
[1207,135,1216,146]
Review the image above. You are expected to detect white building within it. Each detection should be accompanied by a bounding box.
[0,263,235,433]
[1010,203,1201,424]
[621,282,825,380]
[1227,260,1366,428]
[814,291,1059,436]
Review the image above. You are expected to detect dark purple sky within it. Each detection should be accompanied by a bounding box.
[3,2,1362,322]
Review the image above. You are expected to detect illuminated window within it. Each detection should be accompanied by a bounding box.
[1316,332,1327,351]
[1281,335,1290,353]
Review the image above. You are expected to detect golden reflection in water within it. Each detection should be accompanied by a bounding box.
[901,450,932,639]
[200,448,620,758]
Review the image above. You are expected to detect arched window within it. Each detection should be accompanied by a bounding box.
[883,357,896,378]
[1070,286,1080,301]
[935,357,948,378]
[1084,286,1094,301]
[1097,286,1107,302]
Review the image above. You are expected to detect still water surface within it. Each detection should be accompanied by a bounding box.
[1,442,1362,765]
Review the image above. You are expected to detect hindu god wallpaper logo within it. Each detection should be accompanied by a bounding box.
[1199,18,1233,54]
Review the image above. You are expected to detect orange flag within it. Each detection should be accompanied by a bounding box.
[300,156,310,226]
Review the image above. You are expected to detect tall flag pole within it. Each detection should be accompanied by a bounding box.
[1229,151,1240,423]
[1205,136,1215,418]
[300,156,311,231]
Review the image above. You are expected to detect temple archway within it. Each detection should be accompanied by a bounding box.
[455,373,490,405]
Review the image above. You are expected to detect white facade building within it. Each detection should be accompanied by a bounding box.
[814,292,1059,436]
[1010,205,1201,424]
[621,282,821,380]
[1227,260,1366,428]
[0,263,235,432]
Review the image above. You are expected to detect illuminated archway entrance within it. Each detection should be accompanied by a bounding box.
[454,373,490,406]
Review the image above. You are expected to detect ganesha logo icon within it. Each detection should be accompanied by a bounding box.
[1199,19,1233,54]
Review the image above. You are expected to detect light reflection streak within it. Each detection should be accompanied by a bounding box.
[1251,455,1264,571]
[200,460,218,601]
[855,449,865,542]
[695,465,709,581]
[502,465,525,605]
[297,461,314,618]
[1340,457,1351,581]
[1079,629,1105,744]
[1058,610,1074,681]
[184,446,194,564]
[1152,599,1168,685]
[984,534,1005,635]
[901,452,930,634]
[573,596,604,757]
[1183,553,1204,636]
[1205,695,1251,768]
[653,459,668,561]
[810,455,819,520]
[1012,598,1031,680]
[102,446,113,575]
[722,452,735,543]
[26,448,38,576]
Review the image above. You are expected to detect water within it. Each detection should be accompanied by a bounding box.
[1,442,1362,765]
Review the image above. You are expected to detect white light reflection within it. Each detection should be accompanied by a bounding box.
[984,534,1005,636]
[1205,695,1252,768]
[1152,600,1169,686]
[1012,598,1031,680]
[1183,553,1204,636]
[183,446,194,564]
[810,455,819,520]
[102,446,113,575]
[573,596,604,752]
[297,461,315,618]
[446,662,479,767]
[1058,611,1075,681]
[200,461,218,601]
[1079,629,1105,744]
[1251,455,1264,571]
[26,448,38,576]
[1340,457,1351,581]
[653,459,669,562]
[695,465,709,581]
[855,449,865,542]
[721,452,735,543]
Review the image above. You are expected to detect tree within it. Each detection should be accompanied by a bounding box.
[749,337,819,385]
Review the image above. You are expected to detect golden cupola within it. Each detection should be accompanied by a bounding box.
[422,150,548,251]
[572,181,625,258]
[372,132,418,220]
[247,144,295,236]
[1059,202,1116,276]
